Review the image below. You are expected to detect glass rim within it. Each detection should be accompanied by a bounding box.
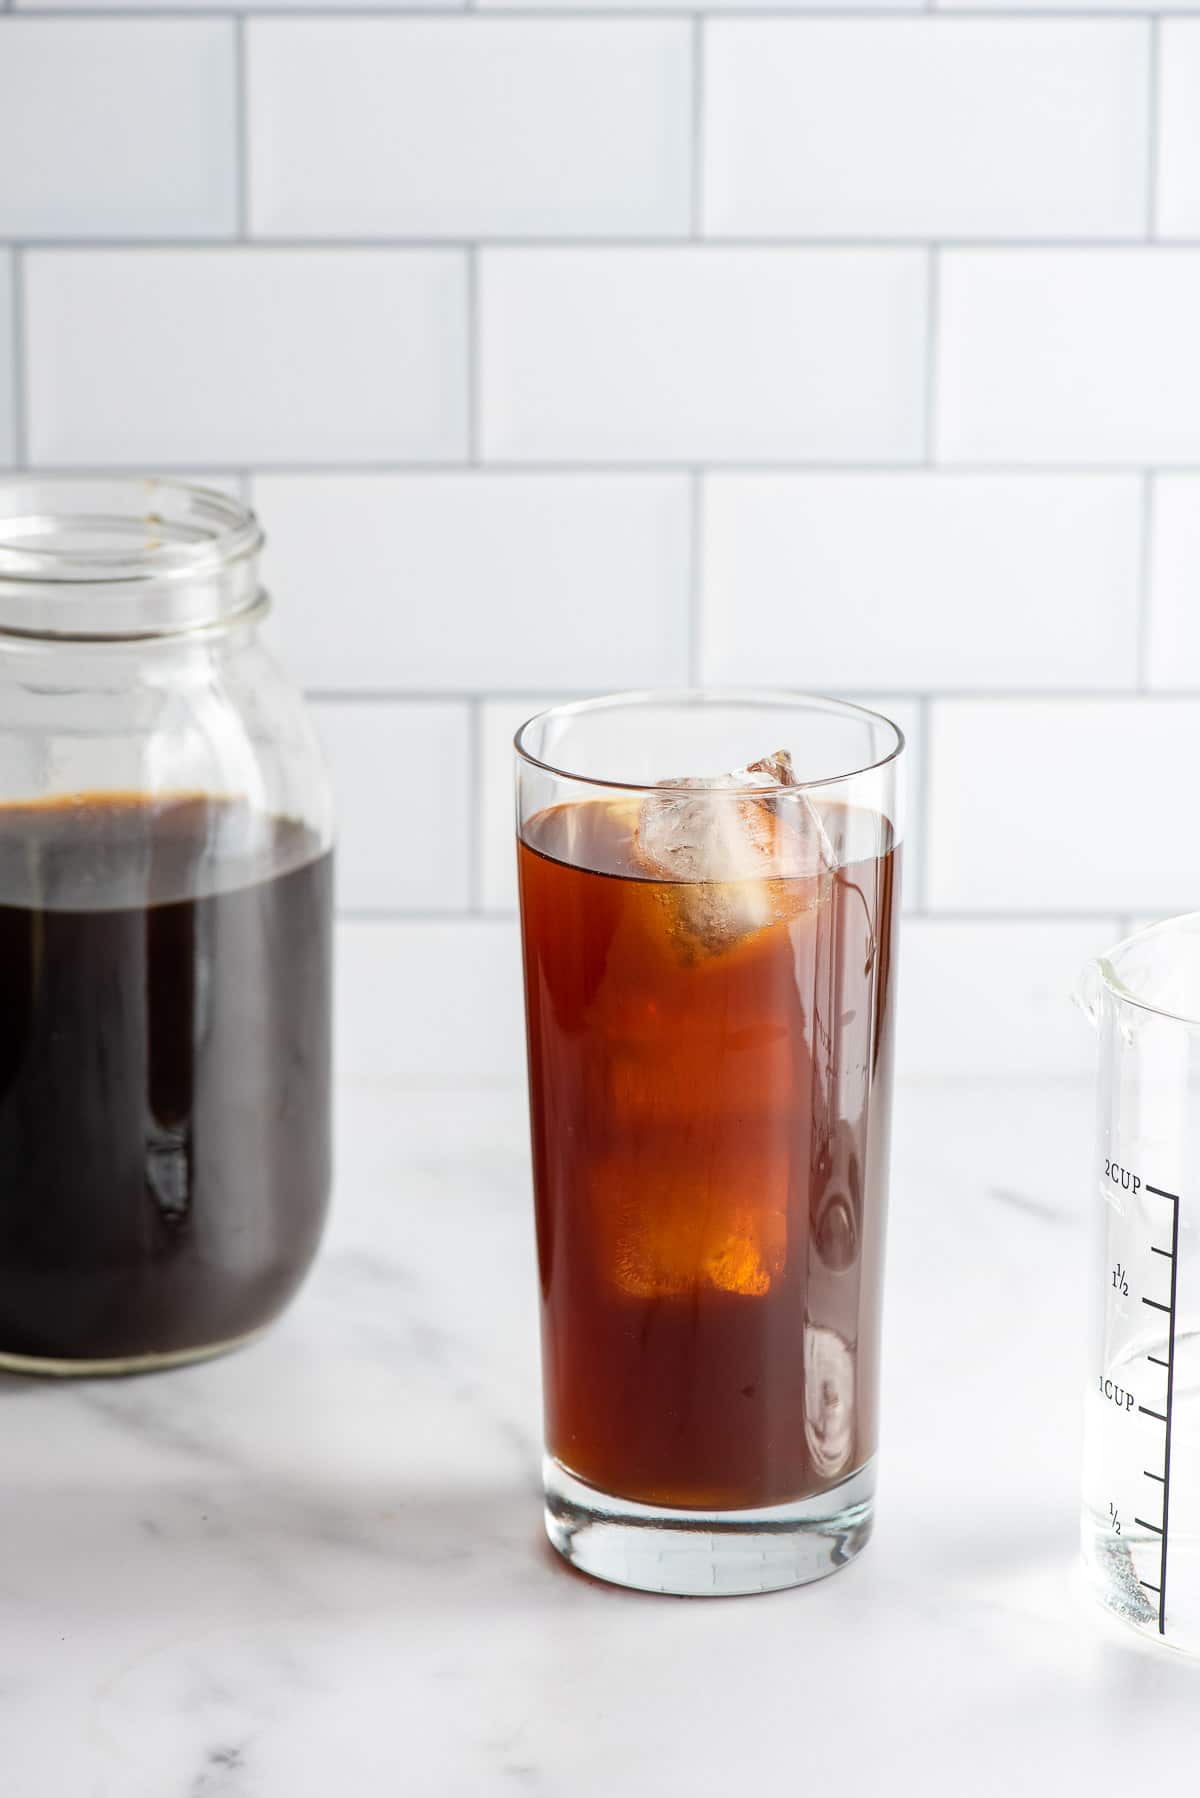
[513,689,906,796]
[1096,910,1200,1030]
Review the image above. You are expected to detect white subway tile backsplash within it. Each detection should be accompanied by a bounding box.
[938,252,1200,465]
[928,700,1200,913]
[705,21,1147,242]
[1158,24,1200,240]
[4,0,1196,1085]
[0,21,235,239]
[1148,476,1200,690]
[896,917,1117,1081]
[481,693,921,916]
[249,20,690,240]
[314,701,470,913]
[25,251,467,467]
[336,918,524,1079]
[481,250,927,464]
[0,256,13,468]
[254,473,690,693]
[702,474,1141,691]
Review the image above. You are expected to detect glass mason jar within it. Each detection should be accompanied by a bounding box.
[0,478,334,1375]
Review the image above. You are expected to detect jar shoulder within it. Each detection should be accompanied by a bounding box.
[0,627,333,871]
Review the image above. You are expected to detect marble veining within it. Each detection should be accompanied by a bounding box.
[986,1182,1074,1224]
[190,1743,250,1798]
[2,1078,1199,1795]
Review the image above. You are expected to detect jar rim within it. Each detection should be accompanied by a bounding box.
[0,477,264,640]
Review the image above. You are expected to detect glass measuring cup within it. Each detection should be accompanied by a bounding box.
[1080,913,1200,1651]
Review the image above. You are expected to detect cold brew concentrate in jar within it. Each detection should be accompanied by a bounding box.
[0,480,333,1374]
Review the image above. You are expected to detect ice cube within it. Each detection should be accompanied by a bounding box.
[594,1154,788,1299]
[631,748,836,956]
[803,1325,854,1478]
[613,1195,785,1299]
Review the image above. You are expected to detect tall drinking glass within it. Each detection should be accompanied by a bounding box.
[515,692,904,1595]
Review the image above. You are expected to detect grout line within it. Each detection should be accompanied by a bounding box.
[1147,16,1161,241]
[16,458,1198,477]
[906,908,1149,924]
[307,690,494,703]
[19,234,1200,252]
[338,901,1127,923]
[13,6,1200,17]
[10,249,26,469]
[690,18,705,240]
[334,905,1142,926]
[687,469,703,683]
[914,696,932,912]
[923,246,940,466]
[466,246,480,464]
[1140,477,1157,690]
[302,685,1200,704]
[305,688,602,704]
[336,907,504,925]
[466,698,483,912]
[234,15,250,240]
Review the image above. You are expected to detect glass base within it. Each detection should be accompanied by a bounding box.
[0,1325,267,1379]
[544,1455,876,1597]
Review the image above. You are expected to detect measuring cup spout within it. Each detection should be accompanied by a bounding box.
[1075,959,1103,1032]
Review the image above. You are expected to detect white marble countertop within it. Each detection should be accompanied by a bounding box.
[2,1076,1196,1795]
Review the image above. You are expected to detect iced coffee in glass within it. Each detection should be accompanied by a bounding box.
[516,693,903,1595]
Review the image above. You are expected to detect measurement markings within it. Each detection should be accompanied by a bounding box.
[1144,1470,1165,1482]
[1143,1184,1181,1635]
[1159,1190,1181,1633]
[1140,1405,1167,1420]
[1148,1355,1169,1368]
[1134,1517,1164,1534]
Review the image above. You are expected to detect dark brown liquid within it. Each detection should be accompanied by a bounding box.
[519,798,899,1512]
[0,793,332,1365]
